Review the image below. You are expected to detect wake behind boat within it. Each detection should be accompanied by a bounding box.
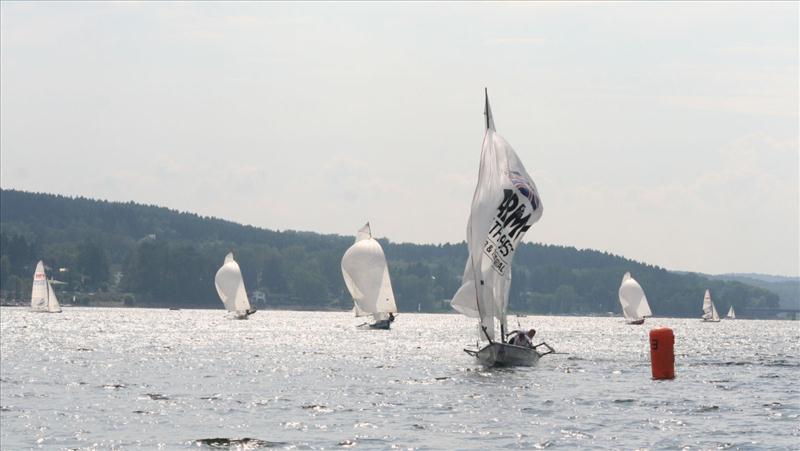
[618,272,652,325]
[451,89,554,367]
[341,222,398,330]
[214,252,256,320]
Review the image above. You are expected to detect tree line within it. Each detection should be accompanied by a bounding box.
[0,189,779,315]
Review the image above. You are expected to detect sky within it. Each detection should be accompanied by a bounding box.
[1,2,798,277]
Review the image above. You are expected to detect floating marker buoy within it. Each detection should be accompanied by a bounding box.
[649,327,675,380]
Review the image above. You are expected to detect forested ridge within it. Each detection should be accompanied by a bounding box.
[0,189,780,316]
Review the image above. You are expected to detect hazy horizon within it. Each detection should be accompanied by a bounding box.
[1,2,798,277]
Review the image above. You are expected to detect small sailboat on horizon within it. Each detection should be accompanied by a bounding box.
[451,89,554,367]
[702,289,720,322]
[618,272,652,325]
[726,305,736,319]
[341,222,398,330]
[30,261,62,313]
[214,252,256,320]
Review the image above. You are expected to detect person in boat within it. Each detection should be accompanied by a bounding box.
[509,328,536,347]
[388,313,395,323]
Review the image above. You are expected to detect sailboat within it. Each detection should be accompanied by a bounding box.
[726,305,736,319]
[701,289,720,322]
[451,89,554,366]
[214,252,256,320]
[618,272,652,325]
[341,222,398,329]
[30,261,62,313]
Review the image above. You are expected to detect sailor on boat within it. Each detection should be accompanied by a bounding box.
[508,329,536,347]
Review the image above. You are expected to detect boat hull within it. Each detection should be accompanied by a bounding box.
[368,320,391,330]
[465,342,551,367]
[626,318,645,325]
[358,319,391,330]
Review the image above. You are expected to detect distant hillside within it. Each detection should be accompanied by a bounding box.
[0,189,781,317]
[709,274,799,309]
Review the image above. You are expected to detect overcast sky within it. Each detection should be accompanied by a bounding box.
[1,2,798,276]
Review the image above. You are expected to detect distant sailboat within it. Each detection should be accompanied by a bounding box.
[214,252,255,320]
[341,222,398,329]
[726,305,736,320]
[618,272,652,325]
[30,261,61,313]
[701,289,720,322]
[451,89,553,366]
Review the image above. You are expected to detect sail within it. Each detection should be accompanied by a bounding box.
[46,279,62,313]
[727,305,736,319]
[451,90,543,341]
[702,289,719,321]
[341,222,398,317]
[214,252,251,313]
[618,272,649,321]
[31,261,49,312]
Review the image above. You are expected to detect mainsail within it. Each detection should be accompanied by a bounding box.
[341,222,398,320]
[618,272,651,322]
[702,289,720,321]
[450,90,543,341]
[214,253,252,315]
[726,305,736,319]
[30,261,61,313]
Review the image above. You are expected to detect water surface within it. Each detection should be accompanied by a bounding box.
[1,308,798,449]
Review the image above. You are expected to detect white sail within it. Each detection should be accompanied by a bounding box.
[341,222,398,317]
[214,252,251,315]
[618,272,650,322]
[31,261,61,313]
[451,90,543,341]
[702,289,720,321]
[726,305,736,319]
[46,279,62,313]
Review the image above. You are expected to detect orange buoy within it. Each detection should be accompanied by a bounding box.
[649,327,675,380]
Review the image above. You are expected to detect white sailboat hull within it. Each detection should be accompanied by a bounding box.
[465,342,554,367]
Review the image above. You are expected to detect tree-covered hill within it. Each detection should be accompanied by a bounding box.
[0,189,780,317]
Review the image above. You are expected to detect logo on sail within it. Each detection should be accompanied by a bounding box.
[509,171,538,209]
[482,188,535,276]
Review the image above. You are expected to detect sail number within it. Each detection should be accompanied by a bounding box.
[482,189,535,275]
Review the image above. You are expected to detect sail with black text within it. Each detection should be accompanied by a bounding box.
[451,89,553,366]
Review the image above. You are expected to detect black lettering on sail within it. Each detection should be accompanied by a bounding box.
[497,189,518,222]
[504,205,531,239]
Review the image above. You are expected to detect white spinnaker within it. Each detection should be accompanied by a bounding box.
[31,261,49,311]
[341,222,398,317]
[214,252,251,313]
[618,272,649,321]
[450,91,543,341]
[702,289,719,320]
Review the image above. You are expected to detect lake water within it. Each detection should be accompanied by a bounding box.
[1,308,798,450]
